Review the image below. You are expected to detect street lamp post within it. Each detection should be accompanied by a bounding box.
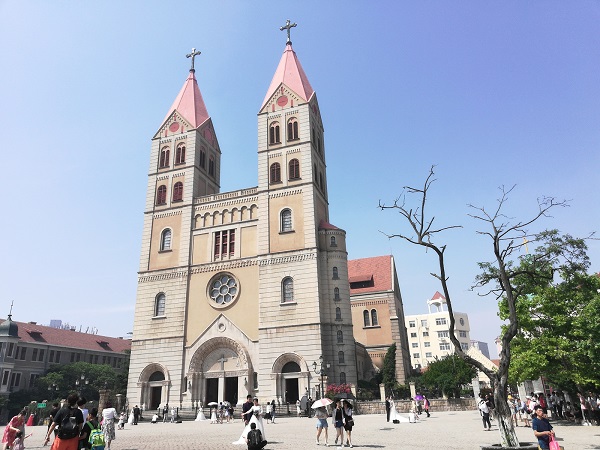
[75,374,89,396]
[312,356,330,399]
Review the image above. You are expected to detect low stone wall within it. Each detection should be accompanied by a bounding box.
[354,398,476,415]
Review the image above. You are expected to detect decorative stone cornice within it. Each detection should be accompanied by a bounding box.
[138,270,188,283]
[172,171,186,178]
[189,258,258,275]
[269,188,302,199]
[194,198,259,212]
[268,152,282,159]
[258,251,316,266]
[286,148,301,155]
[156,174,170,181]
[195,188,258,205]
[154,210,183,219]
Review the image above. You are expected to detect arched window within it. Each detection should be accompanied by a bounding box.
[330,236,337,247]
[270,162,281,183]
[335,307,342,321]
[160,229,172,251]
[280,208,292,232]
[338,351,345,364]
[287,118,299,140]
[371,309,379,326]
[155,293,166,317]
[337,330,343,343]
[156,185,167,205]
[200,147,206,168]
[175,144,186,164]
[332,267,339,279]
[282,277,294,303]
[363,310,370,327]
[148,371,165,382]
[269,122,280,144]
[289,159,300,179]
[282,361,301,373]
[334,287,340,300]
[208,156,215,176]
[172,182,183,202]
[340,372,346,384]
[159,147,170,168]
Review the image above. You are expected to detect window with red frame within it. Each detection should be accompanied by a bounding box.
[175,144,186,164]
[172,182,183,201]
[269,122,280,144]
[270,162,281,183]
[287,118,299,141]
[289,158,300,179]
[159,147,170,168]
[214,229,235,259]
[156,185,167,205]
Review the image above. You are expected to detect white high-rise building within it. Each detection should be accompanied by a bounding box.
[404,292,471,369]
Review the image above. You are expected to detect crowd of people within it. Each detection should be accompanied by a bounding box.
[2,389,597,450]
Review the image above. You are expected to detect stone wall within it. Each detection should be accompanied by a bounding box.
[354,398,476,415]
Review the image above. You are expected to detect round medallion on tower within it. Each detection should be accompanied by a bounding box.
[169,121,180,132]
[207,273,239,308]
[277,95,288,107]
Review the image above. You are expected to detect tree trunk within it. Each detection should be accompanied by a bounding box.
[494,386,519,447]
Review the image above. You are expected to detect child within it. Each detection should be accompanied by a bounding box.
[117,412,126,430]
[11,431,31,450]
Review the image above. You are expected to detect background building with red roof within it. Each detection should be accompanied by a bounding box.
[348,255,412,385]
[0,315,130,397]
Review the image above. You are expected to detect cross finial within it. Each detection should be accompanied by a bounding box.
[7,300,13,320]
[186,48,201,72]
[280,19,297,44]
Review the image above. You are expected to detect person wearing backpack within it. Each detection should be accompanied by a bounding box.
[80,409,100,450]
[245,423,267,450]
[44,393,84,450]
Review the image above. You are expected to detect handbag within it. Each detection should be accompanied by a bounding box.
[346,418,354,427]
[548,434,560,450]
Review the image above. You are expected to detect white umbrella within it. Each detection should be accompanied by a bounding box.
[207,402,219,406]
[311,398,333,408]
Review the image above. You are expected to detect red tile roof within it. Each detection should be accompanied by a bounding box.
[431,291,446,301]
[318,220,340,230]
[348,255,393,294]
[5,319,131,354]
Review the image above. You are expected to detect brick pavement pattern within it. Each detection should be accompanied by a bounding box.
[28,411,596,449]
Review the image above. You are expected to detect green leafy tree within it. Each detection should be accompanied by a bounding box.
[382,343,396,395]
[420,354,476,398]
[505,247,600,390]
[380,167,588,447]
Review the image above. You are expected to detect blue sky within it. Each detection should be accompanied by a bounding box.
[1,1,598,358]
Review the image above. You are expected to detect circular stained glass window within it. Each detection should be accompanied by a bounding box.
[208,273,239,307]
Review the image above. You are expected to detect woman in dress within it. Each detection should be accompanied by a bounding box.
[388,398,401,423]
[343,400,354,448]
[296,399,301,417]
[269,400,276,424]
[210,407,217,423]
[2,409,26,450]
[333,400,344,446]
[101,400,117,450]
[195,403,207,421]
[233,398,265,445]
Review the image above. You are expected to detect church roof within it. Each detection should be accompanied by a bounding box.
[0,315,19,338]
[262,43,315,109]
[348,255,393,294]
[318,220,340,231]
[163,70,210,129]
[0,319,131,353]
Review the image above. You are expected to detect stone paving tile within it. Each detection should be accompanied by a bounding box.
[25,411,599,450]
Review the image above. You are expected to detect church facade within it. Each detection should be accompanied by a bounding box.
[127,34,360,409]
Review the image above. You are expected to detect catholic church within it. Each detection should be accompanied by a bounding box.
[127,23,411,410]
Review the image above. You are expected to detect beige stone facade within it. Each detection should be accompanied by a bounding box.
[127,43,358,409]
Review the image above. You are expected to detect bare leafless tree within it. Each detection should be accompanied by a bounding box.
[379,166,567,447]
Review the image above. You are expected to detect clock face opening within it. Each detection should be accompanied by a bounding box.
[169,122,180,132]
[277,96,288,107]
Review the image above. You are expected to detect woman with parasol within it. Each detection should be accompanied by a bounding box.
[312,398,332,446]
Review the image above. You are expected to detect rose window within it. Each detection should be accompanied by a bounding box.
[209,274,238,306]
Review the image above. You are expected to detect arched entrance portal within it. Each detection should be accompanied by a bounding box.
[188,337,252,406]
[272,353,309,404]
[137,363,170,411]
[282,362,300,403]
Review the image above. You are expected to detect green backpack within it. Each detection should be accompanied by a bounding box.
[88,422,105,449]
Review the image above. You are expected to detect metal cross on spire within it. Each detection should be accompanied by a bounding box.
[280,19,297,44]
[186,48,201,72]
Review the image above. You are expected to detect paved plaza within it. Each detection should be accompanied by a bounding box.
[25,411,598,449]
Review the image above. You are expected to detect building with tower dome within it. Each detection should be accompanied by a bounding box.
[126,24,411,409]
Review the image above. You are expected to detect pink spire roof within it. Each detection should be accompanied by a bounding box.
[163,70,210,129]
[262,43,315,109]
